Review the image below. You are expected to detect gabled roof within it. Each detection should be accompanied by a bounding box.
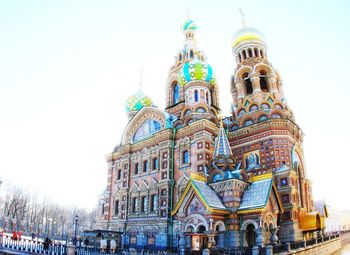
[213,123,232,158]
[238,175,283,214]
[172,177,229,216]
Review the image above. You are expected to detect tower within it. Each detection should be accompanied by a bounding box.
[165,20,220,127]
[229,25,315,242]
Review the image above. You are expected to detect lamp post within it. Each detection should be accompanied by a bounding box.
[74,215,78,244]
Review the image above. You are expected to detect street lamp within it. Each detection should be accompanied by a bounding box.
[74,215,78,243]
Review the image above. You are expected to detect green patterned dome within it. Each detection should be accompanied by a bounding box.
[178,60,216,86]
[125,90,154,112]
[182,20,197,32]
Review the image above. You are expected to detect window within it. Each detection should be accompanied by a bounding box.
[132,197,137,213]
[238,109,246,117]
[244,120,254,127]
[196,107,206,113]
[150,194,158,211]
[173,84,180,104]
[259,115,268,122]
[250,105,258,112]
[133,119,162,143]
[205,92,209,104]
[161,189,167,196]
[197,142,203,149]
[101,203,105,215]
[283,211,291,220]
[182,150,189,164]
[141,196,147,212]
[194,90,199,102]
[117,169,122,180]
[259,71,268,92]
[152,158,158,170]
[272,114,281,119]
[134,163,139,175]
[114,200,119,215]
[243,73,253,95]
[282,194,289,203]
[261,103,270,109]
[143,160,149,172]
[280,177,288,186]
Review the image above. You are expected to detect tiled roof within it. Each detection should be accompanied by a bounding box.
[238,178,272,211]
[192,179,227,210]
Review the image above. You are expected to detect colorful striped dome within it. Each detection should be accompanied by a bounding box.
[125,90,154,113]
[178,60,216,86]
[182,20,197,32]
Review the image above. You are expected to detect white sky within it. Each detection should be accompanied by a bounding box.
[0,0,349,210]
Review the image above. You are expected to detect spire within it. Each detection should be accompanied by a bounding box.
[213,118,233,158]
[238,6,246,28]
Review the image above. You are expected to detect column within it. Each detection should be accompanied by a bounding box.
[270,227,279,246]
[250,73,261,93]
[255,227,265,247]
[235,81,245,106]
[267,74,278,93]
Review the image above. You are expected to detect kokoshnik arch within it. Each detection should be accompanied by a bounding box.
[95,19,327,251]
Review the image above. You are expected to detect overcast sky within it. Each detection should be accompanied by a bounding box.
[0,0,349,210]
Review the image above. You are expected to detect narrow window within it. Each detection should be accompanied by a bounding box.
[248,48,253,58]
[173,84,180,104]
[117,169,122,180]
[114,200,119,215]
[143,160,149,172]
[260,71,268,92]
[134,163,139,175]
[243,73,253,95]
[205,92,209,104]
[150,194,158,211]
[153,158,158,170]
[182,150,189,164]
[132,197,137,213]
[141,196,147,212]
[194,90,199,102]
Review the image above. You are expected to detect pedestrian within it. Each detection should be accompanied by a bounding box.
[11,231,18,241]
[84,238,89,247]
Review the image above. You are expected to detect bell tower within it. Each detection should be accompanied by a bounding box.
[229,23,315,242]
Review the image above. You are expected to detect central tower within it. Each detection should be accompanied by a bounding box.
[165,20,220,127]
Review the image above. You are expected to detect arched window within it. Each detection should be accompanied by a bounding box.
[182,150,189,164]
[205,92,209,104]
[190,50,194,58]
[242,50,247,60]
[238,109,246,117]
[173,84,180,104]
[134,163,139,175]
[133,119,162,143]
[250,105,258,112]
[184,109,191,116]
[259,115,268,122]
[248,48,253,58]
[196,107,206,113]
[274,104,283,110]
[153,158,158,170]
[194,90,199,102]
[254,48,259,57]
[238,53,242,62]
[231,125,239,131]
[143,160,149,172]
[243,73,253,95]
[261,103,270,109]
[244,120,254,127]
[259,71,268,92]
[272,114,281,119]
[260,49,264,59]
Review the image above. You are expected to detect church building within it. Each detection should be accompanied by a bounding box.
[95,18,326,252]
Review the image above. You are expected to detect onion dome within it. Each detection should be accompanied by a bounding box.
[182,20,197,32]
[178,60,216,86]
[125,90,154,112]
[232,27,265,47]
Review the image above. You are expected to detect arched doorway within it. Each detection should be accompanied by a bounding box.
[246,224,257,247]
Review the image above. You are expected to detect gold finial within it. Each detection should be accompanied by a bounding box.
[238,6,246,28]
